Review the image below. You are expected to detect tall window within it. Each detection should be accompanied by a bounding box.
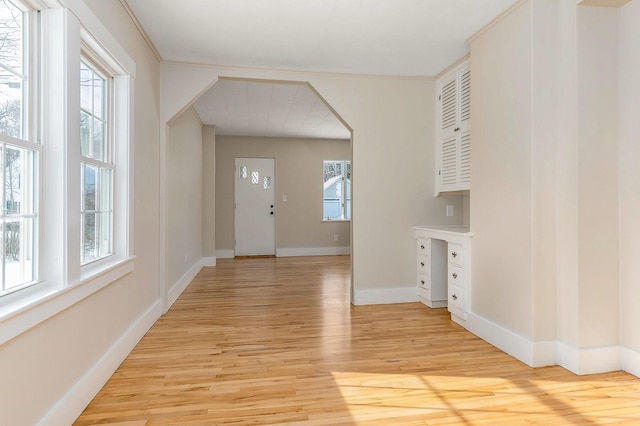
[0,0,37,295]
[323,160,350,221]
[80,59,112,264]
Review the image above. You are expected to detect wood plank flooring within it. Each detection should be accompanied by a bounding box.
[75,256,640,425]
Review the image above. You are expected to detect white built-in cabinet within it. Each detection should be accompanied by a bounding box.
[414,226,472,321]
[435,60,471,194]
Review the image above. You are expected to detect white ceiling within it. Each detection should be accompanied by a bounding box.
[125,0,520,139]
[193,79,351,139]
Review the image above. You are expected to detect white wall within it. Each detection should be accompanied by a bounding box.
[576,5,619,350]
[0,1,162,425]
[619,0,640,367]
[202,125,216,259]
[468,0,638,376]
[161,67,464,304]
[470,1,534,338]
[167,108,204,287]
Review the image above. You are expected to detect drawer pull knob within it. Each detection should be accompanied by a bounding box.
[452,272,458,279]
[451,251,457,258]
[420,280,425,285]
[420,244,425,249]
[420,262,425,267]
[452,294,458,300]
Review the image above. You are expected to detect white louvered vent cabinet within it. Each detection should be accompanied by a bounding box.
[435,60,470,194]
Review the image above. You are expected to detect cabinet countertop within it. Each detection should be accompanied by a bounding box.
[414,225,473,237]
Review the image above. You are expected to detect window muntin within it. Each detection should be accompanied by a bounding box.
[323,160,350,221]
[80,59,113,264]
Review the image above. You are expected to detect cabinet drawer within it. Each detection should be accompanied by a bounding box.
[417,257,430,276]
[447,264,464,286]
[416,238,430,257]
[448,284,464,311]
[417,274,430,291]
[448,243,464,266]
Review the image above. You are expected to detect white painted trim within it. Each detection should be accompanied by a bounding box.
[57,0,136,76]
[458,312,539,367]
[276,247,351,257]
[352,286,418,305]
[459,312,622,374]
[167,260,203,309]
[0,258,135,346]
[202,257,217,267]
[215,249,235,259]
[532,340,558,368]
[557,342,621,375]
[37,300,162,426]
[621,347,640,378]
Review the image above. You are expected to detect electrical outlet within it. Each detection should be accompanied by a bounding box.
[333,234,339,242]
[446,205,454,217]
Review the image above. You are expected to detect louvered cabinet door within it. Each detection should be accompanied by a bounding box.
[435,61,471,194]
[458,66,471,186]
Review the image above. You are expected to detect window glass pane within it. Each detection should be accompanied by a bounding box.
[0,1,23,72]
[82,212,97,262]
[4,145,22,215]
[0,0,25,140]
[251,171,259,185]
[82,163,97,211]
[323,161,341,220]
[0,78,23,139]
[93,76,104,119]
[80,60,107,162]
[97,211,111,258]
[92,117,104,160]
[80,62,92,112]
[80,111,91,157]
[99,167,112,210]
[3,218,34,290]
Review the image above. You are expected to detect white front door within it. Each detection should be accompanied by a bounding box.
[234,158,276,256]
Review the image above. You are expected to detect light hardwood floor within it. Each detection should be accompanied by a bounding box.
[75,256,640,425]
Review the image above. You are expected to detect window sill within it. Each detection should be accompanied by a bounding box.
[0,256,135,346]
[322,219,351,223]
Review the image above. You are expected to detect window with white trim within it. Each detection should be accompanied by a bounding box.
[323,160,350,221]
[80,59,113,264]
[0,0,38,296]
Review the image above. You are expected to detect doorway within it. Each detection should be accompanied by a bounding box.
[234,157,276,256]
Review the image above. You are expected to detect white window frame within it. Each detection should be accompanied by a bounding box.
[0,1,135,347]
[79,57,114,265]
[322,160,351,221]
[0,0,40,298]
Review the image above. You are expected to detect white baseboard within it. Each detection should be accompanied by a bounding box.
[353,286,418,305]
[276,246,350,257]
[461,312,623,374]
[556,342,621,375]
[167,260,205,309]
[215,249,234,259]
[38,300,162,426]
[461,312,550,367]
[215,248,350,258]
[621,347,640,378]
